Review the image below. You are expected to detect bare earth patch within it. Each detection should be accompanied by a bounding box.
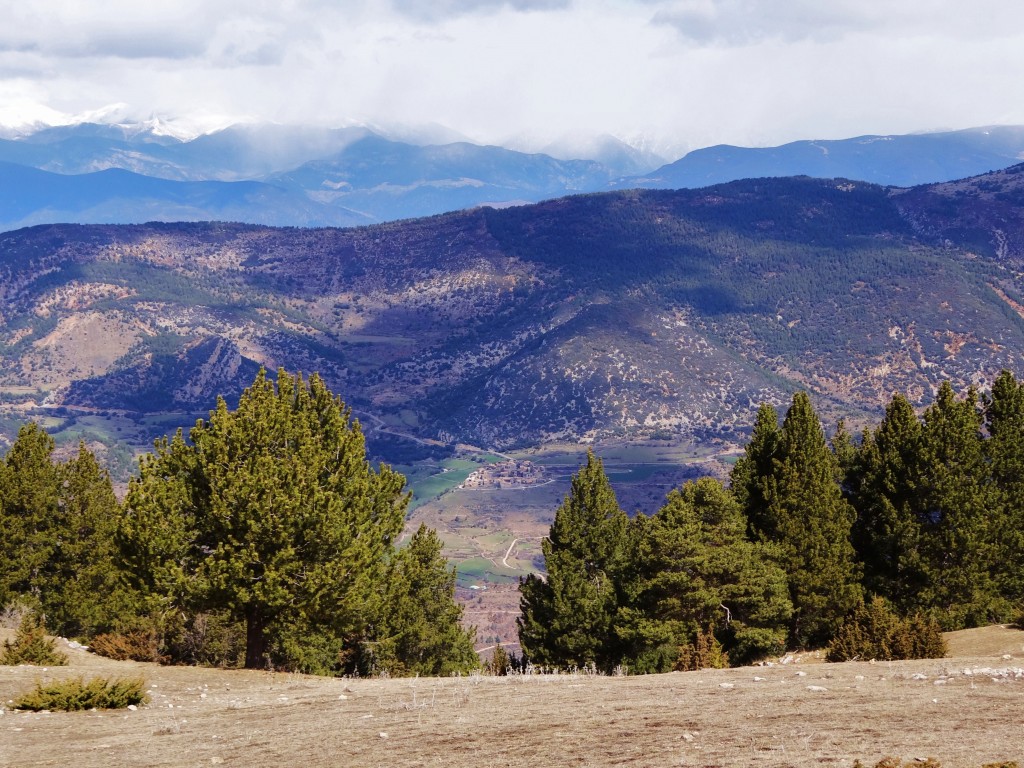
[2,627,1023,767]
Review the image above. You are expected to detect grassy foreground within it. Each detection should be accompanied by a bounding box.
[1,626,1022,767]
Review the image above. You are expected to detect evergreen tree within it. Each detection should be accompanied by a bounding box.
[760,392,862,647]
[918,382,1002,626]
[518,451,628,671]
[0,423,60,605]
[730,403,780,538]
[851,394,929,611]
[371,524,478,676]
[121,369,410,670]
[620,477,791,672]
[983,370,1024,605]
[43,443,127,638]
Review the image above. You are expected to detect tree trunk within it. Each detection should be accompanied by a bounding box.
[245,605,268,669]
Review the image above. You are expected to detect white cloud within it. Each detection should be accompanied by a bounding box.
[0,0,1022,153]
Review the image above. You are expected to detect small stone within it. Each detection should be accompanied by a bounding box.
[806,685,828,692]
[854,675,865,681]
[911,673,928,680]
[379,732,389,739]
[1003,654,1013,660]
[127,705,137,711]
[752,676,766,682]
[338,694,348,700]
[933,679,947,685]
[718,683,734,689]
[794,671,807,677]
[682,733,694,742]
[200,693,207,699]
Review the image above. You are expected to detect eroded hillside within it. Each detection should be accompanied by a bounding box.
[3,169,1024,460]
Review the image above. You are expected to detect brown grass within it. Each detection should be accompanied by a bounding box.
[2,626,1023,767]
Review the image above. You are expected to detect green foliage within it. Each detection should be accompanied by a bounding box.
[44,443,130,638]
[0,428,128,639]
[675,625,729,671]
[0,423,60,606]
[850,394,928,612]
[737,392,862,647]
[14,676,147,711]
[826,597,945,662]
[518,451,629,672]
[120,368,410,671]
[619,477,791,672]
[1,614,68,666]
[369,524,479,677]
[984,371,1024,607]
[917,383,1004,627]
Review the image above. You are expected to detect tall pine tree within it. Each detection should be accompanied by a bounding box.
[851,393,929,611]
[518,451,628,671]
[918,382,1002,626]
[983,370,1024,606]
[743,392,862,647]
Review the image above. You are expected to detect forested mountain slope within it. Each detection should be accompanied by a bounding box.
[3,167,1024,458]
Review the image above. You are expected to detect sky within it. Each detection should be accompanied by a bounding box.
[2,0,1024,157]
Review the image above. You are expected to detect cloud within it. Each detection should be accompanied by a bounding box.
[0,0,1023,154]
[389,0,570,23]
[648,0,1024,46]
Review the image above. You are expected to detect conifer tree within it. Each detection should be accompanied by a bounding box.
[43,443,127,638]
[121,369,410,670]
[918,382,1002,626]
[729,402,780,538]
[851,393,929,611]
[759,392,862,647]
[621,477,791,672]
[983,370,1024,605]
[0,423,60,605]
[518,451,628,671]
[371,524,478,676]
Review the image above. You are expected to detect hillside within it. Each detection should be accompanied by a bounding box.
[2,625,1022,767]
[630,125,1024,189]
[3,168,1024,467]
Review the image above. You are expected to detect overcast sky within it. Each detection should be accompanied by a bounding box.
[2,0,1023,156]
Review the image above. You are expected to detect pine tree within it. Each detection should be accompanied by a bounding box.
[43,443,128,638]
[760,392,862,647]
[851,393,929,611]
[730,402,780,538]
[371,524,478,677]
[518,451,628,672]
[983,370,1024,606]
[621,477,791,671]
[918,382,1002,627]
[0,423,60,606]
[121,369,410,670]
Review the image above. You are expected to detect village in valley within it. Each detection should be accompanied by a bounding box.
[459,459,548,490]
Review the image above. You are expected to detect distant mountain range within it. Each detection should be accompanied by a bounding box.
[0,122,1023,232]
[3,163,1024,468]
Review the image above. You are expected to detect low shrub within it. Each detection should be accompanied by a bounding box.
[90,628,164,663]
[676,625,729,671]
[827,597,946,662]
[486,644,510,676]
[1,615,68,666]
[14,676,147,711]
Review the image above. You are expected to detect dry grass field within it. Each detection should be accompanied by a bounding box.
[2,625,1023,768]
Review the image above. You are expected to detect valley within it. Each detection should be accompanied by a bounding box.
[4,166,1024,647]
